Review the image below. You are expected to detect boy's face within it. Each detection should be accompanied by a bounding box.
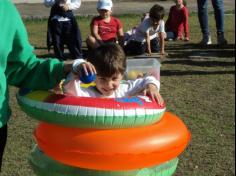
[98,9,112,19]
[95,72,123,96]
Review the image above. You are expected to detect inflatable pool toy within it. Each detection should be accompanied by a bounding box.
[30,145,179,176]
[17,90,166,128]
[34,112,191,170]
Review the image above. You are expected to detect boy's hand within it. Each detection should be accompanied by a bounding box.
[142,84,164,105]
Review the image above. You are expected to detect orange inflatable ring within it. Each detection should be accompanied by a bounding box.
[17,89,166,128]
[35,112,191,171]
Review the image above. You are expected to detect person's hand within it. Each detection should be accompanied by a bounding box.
[141,84,164,105]
[146,52,152,56]
[146,50,152,56]
[61,4,69,11]
[74,61,96,77]
[160,51,168,58]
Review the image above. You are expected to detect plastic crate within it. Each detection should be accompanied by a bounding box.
[125,58,161,81]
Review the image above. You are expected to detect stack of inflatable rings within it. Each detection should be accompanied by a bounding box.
[17,87,191,176]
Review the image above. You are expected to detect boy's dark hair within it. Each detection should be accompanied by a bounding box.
[149,4,165,22]
[91,43,126,77]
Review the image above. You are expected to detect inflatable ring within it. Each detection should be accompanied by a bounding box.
[29,145,179,176]
[35,112,191,170]
[17,89,166,128]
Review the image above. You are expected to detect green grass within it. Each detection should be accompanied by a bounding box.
[1,13,235,176]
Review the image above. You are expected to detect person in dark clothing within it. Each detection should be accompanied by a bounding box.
[45,0,83,60]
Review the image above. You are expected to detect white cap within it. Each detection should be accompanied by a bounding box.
[97,0,113,11]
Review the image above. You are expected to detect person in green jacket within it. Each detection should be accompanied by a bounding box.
[0,0,95,171]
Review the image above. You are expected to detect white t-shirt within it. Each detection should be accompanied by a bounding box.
[63,75,160,98]
[132,18,165,42]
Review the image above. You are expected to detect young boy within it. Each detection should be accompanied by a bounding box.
[165,0,190,41]
[44,0,83,60]
[124,4,166,56]
[63,43,164,105]
[86,0,124,50]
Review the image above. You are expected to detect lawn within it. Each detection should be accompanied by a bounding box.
[1,13,235,176]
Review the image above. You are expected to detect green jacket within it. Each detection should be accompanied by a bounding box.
[0,0,65,127]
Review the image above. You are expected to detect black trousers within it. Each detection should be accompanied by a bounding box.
[50,19,83,60]
[124,37,159,56]
[0,125,7,172]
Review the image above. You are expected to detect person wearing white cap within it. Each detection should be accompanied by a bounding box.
[86,0,124,50]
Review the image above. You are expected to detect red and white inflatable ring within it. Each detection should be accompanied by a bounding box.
[17,90,166,128]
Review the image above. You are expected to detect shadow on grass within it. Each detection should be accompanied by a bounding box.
[36,48,90,59]
[161,70,235,76]
[161,42,235,76]
[162,59,235,67]
[166,43,235,59]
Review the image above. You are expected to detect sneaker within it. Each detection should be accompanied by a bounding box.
[217,34,228,46]
[199,35,212,46]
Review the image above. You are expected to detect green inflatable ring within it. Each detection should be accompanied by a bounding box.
[29,145,178,176]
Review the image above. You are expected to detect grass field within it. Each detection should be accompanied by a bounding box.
[1,13,235,176]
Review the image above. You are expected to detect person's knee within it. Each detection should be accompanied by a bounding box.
[86,35,100,49]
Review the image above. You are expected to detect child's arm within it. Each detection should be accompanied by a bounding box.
[158,32,165,55]
[158,20,166,55]
[146,31,152,56]
[142,83,164,105]
[183,7,190,41]
[91,23,103,45]
[72,59,96,76]
[67,0,81,10]
[58,0,81,11]
[63,59,96,96]
[117,27,124,46]
[124,76,163,105]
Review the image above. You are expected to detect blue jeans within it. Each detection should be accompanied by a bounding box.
[197,0,225,35]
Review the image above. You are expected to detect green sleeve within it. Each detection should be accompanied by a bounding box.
[5,1,65,90]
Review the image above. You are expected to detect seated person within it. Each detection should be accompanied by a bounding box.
[44,0,83,60]
[86,0,124,50]
[124,4,166,56]
[165,0,190,41]
[63,43,164,105]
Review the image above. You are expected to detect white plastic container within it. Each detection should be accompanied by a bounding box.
[125,58,161,81]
